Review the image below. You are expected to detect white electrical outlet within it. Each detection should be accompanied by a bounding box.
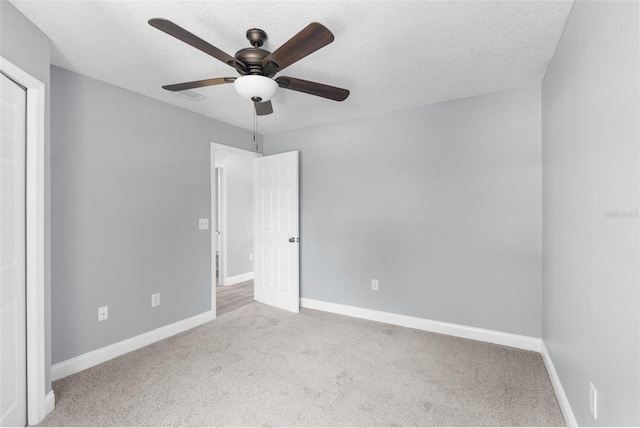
[589,382,598,420]
[371,279,379,291]
[98,306,108,321]
[199,218,209,230]
[249,253,253,262]
[151,293,160,307]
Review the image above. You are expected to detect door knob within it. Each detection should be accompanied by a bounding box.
[289,237,295,243]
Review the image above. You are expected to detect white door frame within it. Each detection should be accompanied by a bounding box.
[210,143,262,318]
[214,165,227,286]
[0,57,50,424]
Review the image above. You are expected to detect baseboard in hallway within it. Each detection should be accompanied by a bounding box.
[225,271,254,286]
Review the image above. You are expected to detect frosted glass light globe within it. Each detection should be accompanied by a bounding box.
[234,75,278,102]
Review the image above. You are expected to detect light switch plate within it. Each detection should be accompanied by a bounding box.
[199,218,209,230]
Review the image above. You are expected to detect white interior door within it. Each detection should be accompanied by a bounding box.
[254,151,299,313]
[0,73,27,427]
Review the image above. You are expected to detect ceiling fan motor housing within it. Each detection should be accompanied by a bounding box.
[234,28,278,76]
[234,47,273,76]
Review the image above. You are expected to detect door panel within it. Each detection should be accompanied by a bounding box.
[254,152,299,313]
[0,72,27,427]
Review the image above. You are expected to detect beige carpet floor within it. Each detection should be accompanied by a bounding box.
[39,303,564,427]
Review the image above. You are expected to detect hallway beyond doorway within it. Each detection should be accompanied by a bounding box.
[216,280,254,317]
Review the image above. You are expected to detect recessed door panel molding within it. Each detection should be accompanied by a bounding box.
[278,247,291,294]
[263,245,275,291]
[278,187,291,232]
[0,301,19,420]
[0,159,17,269]
[262,187,274,232]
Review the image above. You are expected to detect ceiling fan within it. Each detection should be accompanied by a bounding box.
[148,18,350,116]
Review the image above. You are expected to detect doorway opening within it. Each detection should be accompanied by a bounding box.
[211,144,262,318]
[210,143,300,318]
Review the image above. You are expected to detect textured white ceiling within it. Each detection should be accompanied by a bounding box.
[12,0,573,134]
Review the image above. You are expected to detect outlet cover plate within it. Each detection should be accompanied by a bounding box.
[589,382,597,419]
[98,306,108,321]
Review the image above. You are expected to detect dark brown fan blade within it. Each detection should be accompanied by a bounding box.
[276,76,349,101]
[261,23,334,73]
[254,100,273,116]
[162,77,236,92]
[149,18,242,70]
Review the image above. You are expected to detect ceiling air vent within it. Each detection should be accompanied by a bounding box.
[175,89,206,101]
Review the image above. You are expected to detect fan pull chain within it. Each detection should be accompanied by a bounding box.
[253,108,258,152]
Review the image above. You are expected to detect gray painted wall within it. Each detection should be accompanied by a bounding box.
[0,0,52,392]
[264,85,542,337]
[541,1,639,426]
[216,153,254,278]
[51,66,259,363]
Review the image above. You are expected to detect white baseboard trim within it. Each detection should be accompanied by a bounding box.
[51,310,214,381]
[300,298,542,352]
[45,391,55,416]
[541,342,578,427]
[225,271,254,286]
